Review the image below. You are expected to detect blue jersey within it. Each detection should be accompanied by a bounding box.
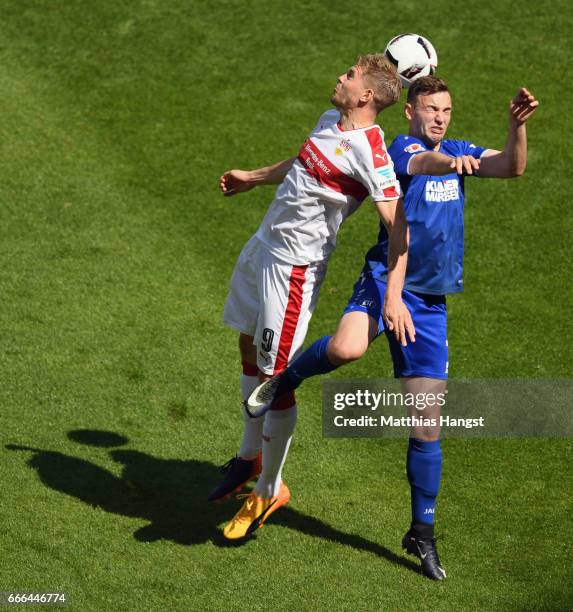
[365,135,487,295]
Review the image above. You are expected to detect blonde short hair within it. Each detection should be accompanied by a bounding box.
[357,54,402,113]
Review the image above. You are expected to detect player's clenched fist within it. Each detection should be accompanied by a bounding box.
[509,88,539,126]
[219,169,254,197]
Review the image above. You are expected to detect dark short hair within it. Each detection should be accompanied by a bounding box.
[407,76,449,104]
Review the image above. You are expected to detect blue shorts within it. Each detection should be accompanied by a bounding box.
[344,274,448,379]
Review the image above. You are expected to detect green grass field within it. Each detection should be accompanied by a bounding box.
[1,1,572,609]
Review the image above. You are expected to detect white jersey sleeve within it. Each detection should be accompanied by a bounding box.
[350,126,401,202]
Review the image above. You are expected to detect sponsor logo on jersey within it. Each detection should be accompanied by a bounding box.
[404,143,424,154]
[425,179,460,202]
[301,142,331,175]
[297,139,369,201]
[378,176,398,189]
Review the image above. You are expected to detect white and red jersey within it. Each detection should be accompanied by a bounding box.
[255,109,401,265]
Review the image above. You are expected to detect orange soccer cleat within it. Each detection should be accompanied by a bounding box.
[223,482,291,540]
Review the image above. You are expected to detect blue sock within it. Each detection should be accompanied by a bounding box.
[407,438,442,529]
[275,336,338,396]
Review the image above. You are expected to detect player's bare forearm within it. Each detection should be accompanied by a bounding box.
[478,88,538,179]
[507,123,528,176]
[479,124,527,178]
[375,199,415,346]
[409,151,479,176]
[249,157,297,185]
[382,201,408,297]
[220,157,296,196]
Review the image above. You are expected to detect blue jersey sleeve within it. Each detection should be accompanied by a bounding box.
[388,135,429,177]
[446,140,489,179]
[451,140,488,160]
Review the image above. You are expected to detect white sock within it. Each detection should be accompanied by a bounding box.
[238,374,264,460]
[255,405,298,498]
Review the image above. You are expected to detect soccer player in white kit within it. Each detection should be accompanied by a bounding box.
[212,55,415,540]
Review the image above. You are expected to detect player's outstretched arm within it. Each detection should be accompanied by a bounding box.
[409,151,480,176]
[219,157,297,197]
[478,87,539,178]
[375,198,415,347]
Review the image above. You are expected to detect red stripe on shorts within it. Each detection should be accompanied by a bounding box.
[273,264,308,375]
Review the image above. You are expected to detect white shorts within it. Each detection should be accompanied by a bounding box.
[223,236,327,375]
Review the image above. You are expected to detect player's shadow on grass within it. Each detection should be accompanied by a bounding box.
[6,430,417,573]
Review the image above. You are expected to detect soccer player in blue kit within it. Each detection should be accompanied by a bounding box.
[248,76,539,580]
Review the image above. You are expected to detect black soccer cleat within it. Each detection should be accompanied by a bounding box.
[207,453,262,502]
[402,530,447,580]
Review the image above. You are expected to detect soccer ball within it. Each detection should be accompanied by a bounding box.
[384,33,438,88]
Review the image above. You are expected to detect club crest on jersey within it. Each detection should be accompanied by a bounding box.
[404,143,424,154]
[425,179,460,202]
[335,138,352,155]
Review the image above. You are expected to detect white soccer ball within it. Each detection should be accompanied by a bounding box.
[384,33,438,88]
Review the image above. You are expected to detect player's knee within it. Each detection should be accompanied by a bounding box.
[411,426,440,442]
[328,337,368,364]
